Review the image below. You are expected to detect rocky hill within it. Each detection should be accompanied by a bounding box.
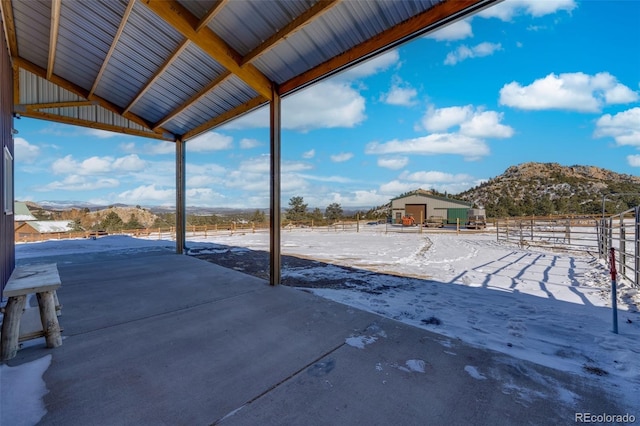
[456,162,640,217]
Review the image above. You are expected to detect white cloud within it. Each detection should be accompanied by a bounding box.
[112,154,146,171]
[444,42,502,65]
[594,107,640,147]
[283,82,366,131]
[377,157,409,170]
[628,155,640,167]
[38,175,119,192]
[185,188,225,206]
[478,0,577,21]
[239,138,261,149]
[379,180,415,195]
[323,190,392,208]
[330,152,354,163]
[337,50,400,80]
[366,133,489,161]
[296,174,354,184]
[51,154,146,175]
[401,170,474,183]
[187,132,233,152]
[220,155,316,198]
[143,141,175,155]
[186,163,226,187]
[421,105,514,138]
[222,52,400,133]
[460,111,514,138]
[499,72,639,112]
[379,171,481,197]
[120,142,136,153]
[223,81,367,132]
[422,105,473,132]
[425,19,473,41]
[302,149,316,159]
[13,137,40,163]
[117,184,175,205]
[382,78,418,106]
[84,129,120,139]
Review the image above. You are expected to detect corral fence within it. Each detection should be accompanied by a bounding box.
[495,215,600,253]
[597,206,640,289]
[16,216,492,245]
[495,210,640,288]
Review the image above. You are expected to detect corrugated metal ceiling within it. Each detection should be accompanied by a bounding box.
[2,0,500,142]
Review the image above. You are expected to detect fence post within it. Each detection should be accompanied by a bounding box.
[619,213,626,276]
[519,220,523,246]
[506,217,509,242]
[636,206,640,288]
[530,219,534,241]
[610,248,618,334]
[608,218,613,257]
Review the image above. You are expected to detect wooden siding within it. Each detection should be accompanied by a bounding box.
[1,24,15,294]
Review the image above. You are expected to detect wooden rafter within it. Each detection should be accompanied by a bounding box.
[141,0,273,100]
[153,71,231,130]
[24,110,172,141]
[0,0,18,59]
[280,0,493,94]
[123,39,190,115]
[241,0,340,66]
[194,0,228,33]
[89,0,136,97]
[25,101,98,111]
[182,95,268,141]
[14,57,175,140]
[47,0,61,80]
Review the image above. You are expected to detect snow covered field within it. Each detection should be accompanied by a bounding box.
[5,227,640,417]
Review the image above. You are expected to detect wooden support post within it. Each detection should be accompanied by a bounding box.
[1,295,27,361]
[36,291,62,348]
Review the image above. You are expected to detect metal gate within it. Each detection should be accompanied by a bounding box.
[597,206,640,288]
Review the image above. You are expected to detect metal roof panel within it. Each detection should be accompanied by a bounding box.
[12,0,51,69]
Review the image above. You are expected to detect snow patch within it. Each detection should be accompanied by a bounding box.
[464,365,487,380]
[405,359,426,373]
[0,355,52,426]
[345,335,377,349]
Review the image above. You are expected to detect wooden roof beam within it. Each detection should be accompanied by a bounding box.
[241,0,340,66]
[280,0,497,95]
[47,0,61,80]
[89,0,136,97]
[141,0,273,101]
[153,70,231,130]
[14,57,175,140]
[182,95,268,141]
[194,0,228,33]
[25,100,98,111]
[0,0,18,59]
[24,110,173,141]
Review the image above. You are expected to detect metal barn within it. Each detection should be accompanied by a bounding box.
[391,189,471,225]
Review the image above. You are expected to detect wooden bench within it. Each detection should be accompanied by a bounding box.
[1,263,62,361]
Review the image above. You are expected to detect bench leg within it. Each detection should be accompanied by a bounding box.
[36,291,62,348]
[1,295,27,361]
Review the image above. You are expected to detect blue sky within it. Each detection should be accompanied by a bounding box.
[14,0,640,209]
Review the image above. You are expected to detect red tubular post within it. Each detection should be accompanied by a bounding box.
[610,248,618,334]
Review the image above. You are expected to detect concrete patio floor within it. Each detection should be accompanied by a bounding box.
[5,248,625,425]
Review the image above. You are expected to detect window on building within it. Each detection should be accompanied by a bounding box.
[3,145,13,215]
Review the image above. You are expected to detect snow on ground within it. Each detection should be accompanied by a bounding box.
[11,227,640,412]
[0,355,51,426]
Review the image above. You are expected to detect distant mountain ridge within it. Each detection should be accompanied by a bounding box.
[456,162,640,217]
